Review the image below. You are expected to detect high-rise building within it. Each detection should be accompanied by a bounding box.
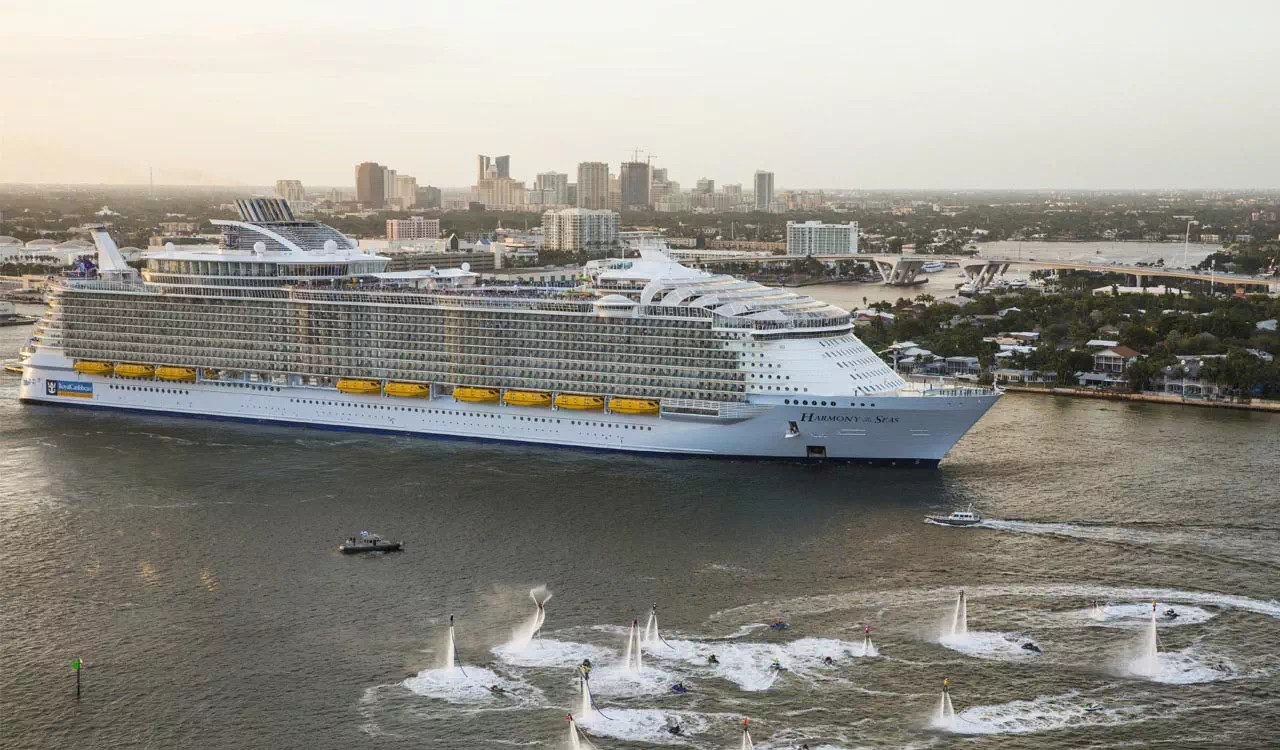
[394,175,418,209]
[477,154,509,182]
[355,162,387,207]
[275,180,306,204]
[387,216,441,240]
[576,162,610,210]
[786,220,858,256]
[383,168,398,206]
[650,167,668,184]
[695,178,715,194]
[541,208,620,251]
[722,183,742,202]
[754,170,775,211]
[619,161,651,210]
[534,172,569,205]
[417,185,442,209]
[608,174,621,213]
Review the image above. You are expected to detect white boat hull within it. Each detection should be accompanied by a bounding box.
[17,356,998,465]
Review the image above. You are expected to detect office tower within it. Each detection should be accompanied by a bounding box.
[576,162,610,210]
[274,180,305,204]
[695,178,715,194]
[619,161,651,211]
[754,170,775,211]
[494,155,510,179]
[722,183,742,201]
[786,220,859,256]
[650,167,668,183]
[535,172,570,205]
[355,162,387,207]
[541,208,620,251]
[476,155,491,184]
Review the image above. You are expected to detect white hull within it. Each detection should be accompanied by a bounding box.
[18,356,997,465]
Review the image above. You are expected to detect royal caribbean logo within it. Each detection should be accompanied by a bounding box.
[46,379,93,399]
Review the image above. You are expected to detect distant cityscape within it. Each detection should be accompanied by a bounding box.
[330,153,782,216]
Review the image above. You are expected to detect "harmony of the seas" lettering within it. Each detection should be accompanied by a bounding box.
[800,413,899,424]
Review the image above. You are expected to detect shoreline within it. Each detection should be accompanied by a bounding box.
[1002,385,1280,412]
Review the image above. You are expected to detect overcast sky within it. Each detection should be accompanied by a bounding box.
[2,0,1277,189]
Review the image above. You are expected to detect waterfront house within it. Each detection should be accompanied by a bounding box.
[923,356,982,378]
[1085,339,1119,348]
[1077,346,1141,388]
[1157,355,1223,398]
[993,368,1056,384]
[1093,346,1141,374]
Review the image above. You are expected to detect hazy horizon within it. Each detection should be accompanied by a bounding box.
[2,0,1278,190]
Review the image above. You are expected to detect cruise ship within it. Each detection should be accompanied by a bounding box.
[17,199,999,465]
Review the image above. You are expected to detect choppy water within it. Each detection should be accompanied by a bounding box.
[2,310,1279,749]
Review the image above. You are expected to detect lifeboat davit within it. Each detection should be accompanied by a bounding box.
[156,366,196,382]
[453,386,499,403]
[337,378,381,394]
[114,363,155,379]
[503,390,552,407]
[384,382,430,398]
[74,360,112,375]
[555,394,605,411]
[609,397,660,415]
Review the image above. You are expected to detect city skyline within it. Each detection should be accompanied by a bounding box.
[2,1,1279,189]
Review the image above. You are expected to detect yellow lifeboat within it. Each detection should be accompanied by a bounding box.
[114,363,155,379]
[337,378,381,394]
[453,386,500,403]
[503,390,552,407]
[74,360,113,375]
[555,394,605,411]
[156,366,197,382]
[384,382,431,398]
[609,397,660,415]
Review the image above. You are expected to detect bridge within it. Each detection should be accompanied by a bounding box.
[691,253,1277,292]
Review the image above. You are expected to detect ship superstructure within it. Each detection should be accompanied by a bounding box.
[18,199,998,464]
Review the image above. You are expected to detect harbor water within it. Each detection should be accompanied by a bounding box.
[1,303,1278,749]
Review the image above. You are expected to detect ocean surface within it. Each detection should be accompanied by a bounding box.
[2,302,1278,750]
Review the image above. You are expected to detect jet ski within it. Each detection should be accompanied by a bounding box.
[769,618,789,630]
[1021,642,1042,654]
[670,683,688,695]
[1082,702,1103,713]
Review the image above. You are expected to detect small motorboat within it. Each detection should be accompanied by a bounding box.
[340,531,403,554]
[924,504,983,527]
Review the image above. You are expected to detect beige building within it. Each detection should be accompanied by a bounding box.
[576,162,610,210]
[386,216,440,241]
[542,208,619,251]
